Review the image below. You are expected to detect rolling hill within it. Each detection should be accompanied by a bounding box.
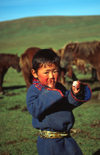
[0,15,100,56]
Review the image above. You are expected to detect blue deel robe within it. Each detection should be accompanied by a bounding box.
[26,79,91,155]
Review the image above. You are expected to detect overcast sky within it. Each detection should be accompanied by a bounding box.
[0,0,100,22]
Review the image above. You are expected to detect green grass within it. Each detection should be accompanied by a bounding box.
[0,83,38,155]
[0,69,100,155]
[0,16,100,55]
[0,15,100,155]
[73,98,100,155]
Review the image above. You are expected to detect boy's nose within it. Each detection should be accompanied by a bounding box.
[49,72,54,78]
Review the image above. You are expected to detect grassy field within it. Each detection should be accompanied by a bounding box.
[0,16,100,155]
[0,70,100,155]
[0,15,100,55]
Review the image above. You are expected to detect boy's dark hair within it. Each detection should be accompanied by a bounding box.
[32,49,60,73]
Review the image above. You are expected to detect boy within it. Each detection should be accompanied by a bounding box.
[26,49,91,155]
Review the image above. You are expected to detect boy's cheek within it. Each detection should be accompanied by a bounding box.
[39,77,48,85]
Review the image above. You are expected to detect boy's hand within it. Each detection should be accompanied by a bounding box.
[72,81,80,94]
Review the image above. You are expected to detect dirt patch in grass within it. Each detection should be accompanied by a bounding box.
[71,128,100,140]
[5,138,29,145]
[0,152,12,155]
[1,136,38,147]
[8,105,21,110]
[5,140,18,145]
[1,138,29,146]
[5,92,20,96]
[21,106,27,112]
[90,120,100,128]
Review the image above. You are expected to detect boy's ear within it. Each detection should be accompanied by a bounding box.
[31,69,38,78]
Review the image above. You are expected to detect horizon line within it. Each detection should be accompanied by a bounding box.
[0,14,100,23]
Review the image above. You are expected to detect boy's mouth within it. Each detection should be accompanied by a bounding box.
[48,79,55,83]
[47,79,55,88]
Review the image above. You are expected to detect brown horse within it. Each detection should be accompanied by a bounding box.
[0,53,21,94]
[20,47,73,89]
[20,47,41,88]
[61,41,100,81]
[73,58,87,74]
[57,48,78,81]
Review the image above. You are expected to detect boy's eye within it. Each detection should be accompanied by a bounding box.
[44,72,49,74]
[53,70,59,73]
[44,70,59,75]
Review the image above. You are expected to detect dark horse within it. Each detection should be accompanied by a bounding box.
[61,41,100,81]
[20,47,76,89]
[0,53,21,94]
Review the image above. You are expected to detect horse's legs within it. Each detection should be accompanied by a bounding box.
[59,70,66,85]
[0,71,5,94]
[67,66,78,81]
[96,69,100,100]
[71,72,78,81]
[91,68,98,81]
[58,67,66,85]
[97,70,100,81]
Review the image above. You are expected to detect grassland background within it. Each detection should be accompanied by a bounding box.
[0,16,100,155]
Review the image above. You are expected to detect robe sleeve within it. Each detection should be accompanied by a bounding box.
[66,83,92,107]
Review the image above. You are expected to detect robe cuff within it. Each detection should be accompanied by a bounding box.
[71,83,92,102]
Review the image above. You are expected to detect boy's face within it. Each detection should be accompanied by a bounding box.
[32,63,59,89]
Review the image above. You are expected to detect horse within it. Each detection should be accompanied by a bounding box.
[57,48,78,81]
[20,47,74,89]
[73,58,87,74]
[20,47,40,88]
[0,53,21,94]
[61,40,100,81]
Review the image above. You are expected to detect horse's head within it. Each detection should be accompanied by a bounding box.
[12,55,21,72]
[60,42,78,68]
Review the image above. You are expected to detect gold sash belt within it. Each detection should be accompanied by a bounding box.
[39,130,69,139]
